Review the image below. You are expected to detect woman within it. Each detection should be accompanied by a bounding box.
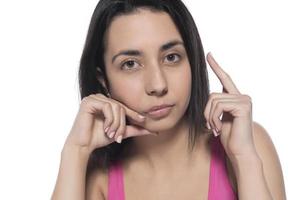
[51,0,286,199]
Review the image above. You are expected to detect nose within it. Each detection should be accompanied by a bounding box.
[145,63,168,96]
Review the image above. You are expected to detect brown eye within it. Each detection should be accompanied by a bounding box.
[120,60,138,70]
[165,53,181,63]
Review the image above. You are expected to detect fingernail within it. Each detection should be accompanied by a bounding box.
[104,126,110,133]
[109,131,115,138]
[212,129,219,137]
[206,122,211,130]
[138,114,146,120]
[116,135,122,143]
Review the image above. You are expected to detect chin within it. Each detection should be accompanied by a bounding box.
[143,117,181,132]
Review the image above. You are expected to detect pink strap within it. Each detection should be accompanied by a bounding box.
[208,137,237,200]
[108,160,125,200]
[108,136,237,200]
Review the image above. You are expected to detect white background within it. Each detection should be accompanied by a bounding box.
[0,0,298,199]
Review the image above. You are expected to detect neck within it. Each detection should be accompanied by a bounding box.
[129,119,210,172]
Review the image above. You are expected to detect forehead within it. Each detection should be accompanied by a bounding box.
[104,9,183,55]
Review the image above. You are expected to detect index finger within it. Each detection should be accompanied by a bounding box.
[206,52,240,94]
[94,94,146,122]
[108,97,146,122]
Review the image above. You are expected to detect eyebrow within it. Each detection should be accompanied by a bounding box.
[111,39,184,64]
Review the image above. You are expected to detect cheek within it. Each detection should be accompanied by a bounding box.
[172,65,192,101]
[109,76,143,108]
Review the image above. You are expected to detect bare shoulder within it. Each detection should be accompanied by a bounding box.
[85,167,108,200]
[225,121,287,199]
[251,121,287,199]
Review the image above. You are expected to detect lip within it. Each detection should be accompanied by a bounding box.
[145,104,174,119]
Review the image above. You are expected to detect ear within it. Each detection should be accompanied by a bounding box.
[96,67,109,91]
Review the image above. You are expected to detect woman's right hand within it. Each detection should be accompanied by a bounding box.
[63,93,157,155]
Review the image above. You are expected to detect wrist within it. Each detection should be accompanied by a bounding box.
[62,142,92,161]
[228,145,260,165]
[231,153,263,176]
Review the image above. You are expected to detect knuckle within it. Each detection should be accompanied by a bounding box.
[211,98,217,107]
[95,93,105,98]
[242,95,252,108]
[81,96,91,106]
[116,106,123,117]
[208,92,218,101]
[82,96,90,102]
[99,102,109,112]
[208,93,214,99]
[89,94,97,98]
[111,116,120,128]
[120,106,125,114]
[111,103,121,111]
[243,94,252,101]
[103,102,111,109]
[106,117,113,125]
[80,95,100,113]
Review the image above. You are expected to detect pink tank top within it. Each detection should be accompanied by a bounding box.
[107,136,238,200]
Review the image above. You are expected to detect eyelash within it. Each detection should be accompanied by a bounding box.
[120,53,182,71]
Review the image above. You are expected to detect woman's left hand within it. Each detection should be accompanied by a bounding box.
[204,52,258,159]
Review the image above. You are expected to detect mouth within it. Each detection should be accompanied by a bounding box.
[145,104,174,119]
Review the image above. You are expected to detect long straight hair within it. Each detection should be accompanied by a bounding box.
[78,0,210,175]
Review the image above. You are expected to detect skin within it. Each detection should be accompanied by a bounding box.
[96,8,226,199]
[96,8,286,199]
[51,8,286,200]
[102,8,198,172]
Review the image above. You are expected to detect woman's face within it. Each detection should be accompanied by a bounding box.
[103,9,192,132]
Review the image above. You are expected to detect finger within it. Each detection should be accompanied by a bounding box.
[92,95,126,139]
[209,98,239,132]
[114,100,146,123]
[94,93,146,123]
[90,95,121,139]
[114,106,126,143]
[82,96,114,132]
[106,103,121,139]
[211,101,242,136]
[89,95,115,137]
[206,52,240,94]
[204,93,219,129]
[101,103,114,134]
[204,92,238,123]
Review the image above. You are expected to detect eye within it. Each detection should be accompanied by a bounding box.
[120,60,139,70]
[164,53,181,64]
